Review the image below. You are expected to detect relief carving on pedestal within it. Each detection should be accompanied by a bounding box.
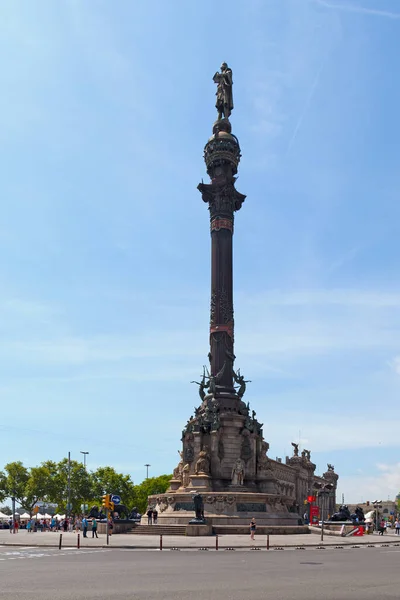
[241,431,253,462]
[184,445,194,463]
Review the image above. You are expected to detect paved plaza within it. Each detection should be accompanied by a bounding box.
[1,528,399,549]
[1,543,400,599]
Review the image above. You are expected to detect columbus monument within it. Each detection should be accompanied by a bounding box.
[147,64,338,531]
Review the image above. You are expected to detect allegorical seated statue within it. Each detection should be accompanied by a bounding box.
[231,458,245,486]
[195,449,210,475]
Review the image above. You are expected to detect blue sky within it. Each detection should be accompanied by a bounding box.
[1,0,400,504]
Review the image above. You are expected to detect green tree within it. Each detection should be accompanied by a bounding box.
[0,505,11,515]
[43,459,93,515]
[91,466,135,507]
[133,475,171,514]
[0,461,53,514]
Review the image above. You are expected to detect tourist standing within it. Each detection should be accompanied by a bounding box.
[82,516,88,538]
[152,509,158,524]
[395,519,400,535]
[92,517,98,538]
[250,518,256,540]
[379,519,386,535]
[75,517,81,533]
[147,508,153,525]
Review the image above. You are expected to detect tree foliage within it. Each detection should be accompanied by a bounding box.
[133,475,172,513]
[0,459,171,516]
[0,462,53,514]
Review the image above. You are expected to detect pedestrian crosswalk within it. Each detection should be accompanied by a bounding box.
[0,548,108,562]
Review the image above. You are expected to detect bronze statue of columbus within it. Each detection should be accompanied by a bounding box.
[213,62,234,120]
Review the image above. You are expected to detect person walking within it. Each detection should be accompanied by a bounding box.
[14,519,19,533]
[82,516,88,538]
[395,519,400,535]
[92,517,98,538]
[250,518,256,540]
[26,519,32,533]
[379,518,386,535]
[147,508,153,525]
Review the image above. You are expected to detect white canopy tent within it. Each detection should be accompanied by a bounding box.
[0,511,10,520]
[19,512,31,519]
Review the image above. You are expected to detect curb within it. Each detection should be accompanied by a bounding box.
[1,540,400,550]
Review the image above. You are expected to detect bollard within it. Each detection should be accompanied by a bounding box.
[160,534,163,551]
[216,534,219,551]
[77,533,80,549]
[267,534,270,550]
[59,534,62,550]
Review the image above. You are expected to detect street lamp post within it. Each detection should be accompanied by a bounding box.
[67,451,71,518]
[80,451,89,470]
[80,452,89,514]
[11,491,16,535]
[315,482,334,542]
[373,500,382,532]
[144,464,151,479]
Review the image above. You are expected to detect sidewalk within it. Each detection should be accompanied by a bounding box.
[1,529,400,549]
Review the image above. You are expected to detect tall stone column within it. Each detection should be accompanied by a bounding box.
[198,118,246,399]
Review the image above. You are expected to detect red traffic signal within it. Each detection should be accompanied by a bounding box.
[307,495,317,503]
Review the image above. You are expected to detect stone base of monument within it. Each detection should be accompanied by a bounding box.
[186,523,213,536]
[145,491,300,527]
[188,474,212,490]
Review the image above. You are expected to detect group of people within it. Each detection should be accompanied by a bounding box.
[377,518,400,535]
[7,515,103,538]
[146,508,158,524]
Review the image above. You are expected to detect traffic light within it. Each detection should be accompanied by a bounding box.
[102,494,110,510]
[109,501,115,512]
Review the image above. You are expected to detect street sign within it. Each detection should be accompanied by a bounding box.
[111,495,121,505]
[33,506,39,514]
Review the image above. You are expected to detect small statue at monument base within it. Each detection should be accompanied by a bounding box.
[189,493,206,524]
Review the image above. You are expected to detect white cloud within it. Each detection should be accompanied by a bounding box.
[266,413,400,454]
[314,0,400,20]
[337,463,400,504]
[390,356,400,375]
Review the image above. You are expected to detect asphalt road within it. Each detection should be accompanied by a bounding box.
[0,545,399,599]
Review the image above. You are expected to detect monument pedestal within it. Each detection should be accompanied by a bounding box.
[189,474,212,490]
[168,479,181,492]
[186,523,213,536]
[147,490,299,527]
